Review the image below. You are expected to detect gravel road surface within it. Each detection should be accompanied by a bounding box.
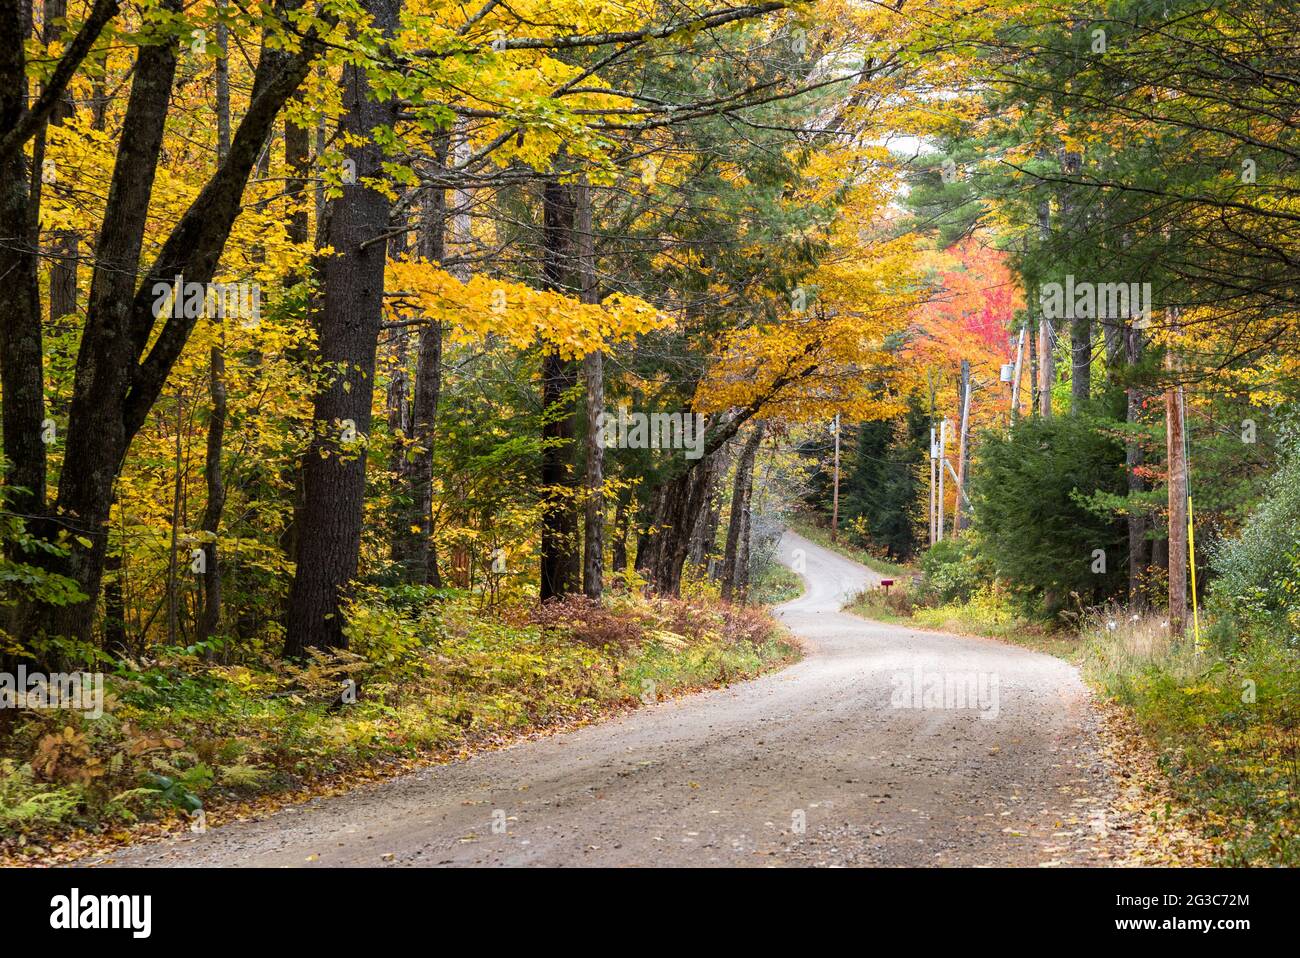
[89,530,1117,867]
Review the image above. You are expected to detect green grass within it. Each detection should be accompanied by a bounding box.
[748,560,805,605]
[1079,615,1300,866]
[787,518,913,578]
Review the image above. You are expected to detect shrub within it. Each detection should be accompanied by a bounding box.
[917,538,984,605]
[531,595,645,651]
[969,415,1128,613]
[1209,421,1300,646]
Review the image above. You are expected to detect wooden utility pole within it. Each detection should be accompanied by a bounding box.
[830,413,841,541]
[1166,339,1188,637]
[955,361,972,534]
[1038,311,1054,418]
[936,418,947,541]
[928,374,938,545]
[1009,327,1025,423]
[929,424,938,546]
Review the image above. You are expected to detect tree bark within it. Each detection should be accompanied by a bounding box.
[397,139,451,586]
[197,14,232,647]
[0,0,48,526]
[721,424,763,601]
[1036,197,1053,419]
[576,180,603,599]
[610,488,630,581]
[539,181,580,601]
[637,429,727,597]
[43,0,78,327]
[1165,323,1187,636]
[284,0,401,655]
[1125,323,1148,606]
[1060,151,1090,412]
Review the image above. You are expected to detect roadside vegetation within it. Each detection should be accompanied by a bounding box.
[0,585,796,859]
[813,422,1300,866]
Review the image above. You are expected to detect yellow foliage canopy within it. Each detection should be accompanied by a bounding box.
[386,260,669,358]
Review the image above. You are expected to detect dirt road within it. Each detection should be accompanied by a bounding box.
[90,531,1119,867]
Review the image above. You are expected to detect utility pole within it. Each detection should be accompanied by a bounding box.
[936,418,948,541]
[830,413,841,542]
[1009,327,1026,423]
[1038,310,1054,418]
[1166,325,1188,637]
[929,425,938,546]
[928,373,937,546]
[955,361,972,534]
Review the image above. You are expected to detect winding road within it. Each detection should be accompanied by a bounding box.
[90,531,1120,867]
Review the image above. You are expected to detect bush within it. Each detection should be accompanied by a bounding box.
[531,595,645,651]
[970,415,1128,613]
[917,538,983,605]
[1209,421,1300,645]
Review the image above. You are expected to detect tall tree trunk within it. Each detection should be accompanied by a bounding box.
[539,181,579,601]
[688,451,724,571]
[197,13,232,647]
[636,454,724,597]
[1165,322,1187,637]
[44,0,78,326]
[1060,151,1090,412]
[28,7,182,648]
[398,139,451,586]
[610,489,630,581]
[721,424,763,601]
[1028,310,1039,416]
[582,347,604,599]
[1125,324,1148,606]
[0,0,47,530]
[1036,197,1053,419]
[954,359,971,533]
[284,0,401,655]
[576,180,603,599]
[277,84,313,575]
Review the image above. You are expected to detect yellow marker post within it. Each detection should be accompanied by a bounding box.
[1188,495,1202,651]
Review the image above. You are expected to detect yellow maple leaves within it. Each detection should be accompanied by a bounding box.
[386,260,668,358]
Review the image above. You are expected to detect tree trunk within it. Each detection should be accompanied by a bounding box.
[1028,310,1039,416]
[0,0,48,530]
[637,429,727,596]
[1125,323,1148,606]
[284,0,400,655]
[1061,151,1090,412]
[539,181,580,601]
[610,489,630,581]
[197,16,232,647]
[407,135,455,587]
[721,424,764,601]
[43,0,78,326]
[576,180,603,599]
[1165,323,1187,637]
